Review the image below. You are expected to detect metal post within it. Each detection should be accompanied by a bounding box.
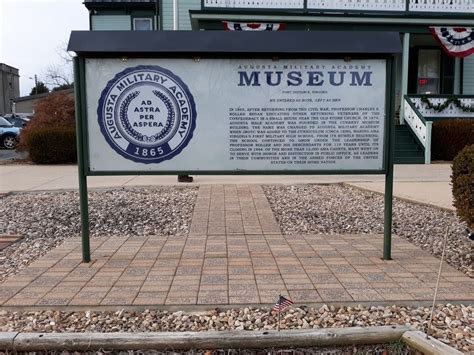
[73,57,91,263]
[425,121,432,165]
[383,57,396,260]
[399,33,410,124]
[29,75,39,95]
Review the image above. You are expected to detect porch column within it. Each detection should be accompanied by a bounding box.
[173,0,178,30]
[399,33,410,125]
[453,57,461,95]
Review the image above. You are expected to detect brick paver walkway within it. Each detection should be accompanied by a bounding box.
[1,185,472,308]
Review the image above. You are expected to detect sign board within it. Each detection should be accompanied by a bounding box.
[86,58,387,172]
[69,30,400,262]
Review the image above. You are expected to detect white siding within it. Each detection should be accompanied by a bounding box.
[91,15,131,30]
[162,0,173,30]
[463,56,474,94]
[162,0,200,30]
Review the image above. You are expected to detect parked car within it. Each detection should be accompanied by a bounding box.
[3,114,30,128]
[0,116,20,149]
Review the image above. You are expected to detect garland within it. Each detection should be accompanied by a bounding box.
[420,96,474,113]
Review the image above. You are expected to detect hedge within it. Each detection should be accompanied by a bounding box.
[432,119,474,161]
[451,144,474,230]
[19,90,76,164]
[24,127,77,164]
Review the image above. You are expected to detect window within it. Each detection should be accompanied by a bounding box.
[133,18,153,31]
[417,49,441,94]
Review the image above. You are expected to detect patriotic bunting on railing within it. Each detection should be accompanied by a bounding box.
[223,21,286,31]
[430,27,474,58]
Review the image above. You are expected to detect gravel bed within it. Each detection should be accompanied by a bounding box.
[263,184,473,277]
[0,187,198,282]
[0,304,471,353]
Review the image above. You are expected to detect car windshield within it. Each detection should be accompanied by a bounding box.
[0,117,13,127]
[6,117,26,127]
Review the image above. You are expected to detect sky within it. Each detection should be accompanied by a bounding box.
[0,0,89,96]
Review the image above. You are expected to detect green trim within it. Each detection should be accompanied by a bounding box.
[381,58,392,172]
[81,59,91,176]
[425,116,474,121]
[196,3,474,18]
[86,170,387,176]
[74,57,91,263]
[193,21,461,34]
[82,55,391,176]
[383,57,396,261]
[131,10,155,16]
[407,94,474,98]
[400,33,410,125]
[155,0,159,30]
[90,9,129,15]
[454,58,461,95]
[85,3,155,11]
[190,12,474,31]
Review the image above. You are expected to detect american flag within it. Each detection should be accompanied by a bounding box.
[223,21,286,31]
[272,295,294,312]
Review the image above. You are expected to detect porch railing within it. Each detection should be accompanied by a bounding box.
[202,0,473,15]
[403,95,474,164]
[408,95,474,118]
[403,97,432,164]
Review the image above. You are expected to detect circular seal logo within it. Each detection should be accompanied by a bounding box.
[97,65,197,164]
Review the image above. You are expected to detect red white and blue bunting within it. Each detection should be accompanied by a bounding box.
[430,27,474,58]
[223,21,286,31]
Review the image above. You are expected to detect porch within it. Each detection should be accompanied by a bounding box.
[200,0,472,15]
[401,95,474,164]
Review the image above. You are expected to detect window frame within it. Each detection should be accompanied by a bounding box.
[132,17,154,31]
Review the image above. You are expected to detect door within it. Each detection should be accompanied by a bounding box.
[408,47,455,95]
[417,49,441,94]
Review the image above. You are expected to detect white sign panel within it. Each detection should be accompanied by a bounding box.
[85,58,386,172]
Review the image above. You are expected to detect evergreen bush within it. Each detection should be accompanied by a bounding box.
[432,120,474,161]
[451,144,474,229]
[24,127,77,164]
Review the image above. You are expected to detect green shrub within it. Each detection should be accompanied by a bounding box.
[24,127,77,164]
[451,144,474,230]
[432,119,474,161]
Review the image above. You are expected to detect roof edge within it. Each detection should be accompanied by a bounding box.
[68,31,402,56]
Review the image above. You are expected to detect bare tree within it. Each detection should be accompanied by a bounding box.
[45,63,72,87]
[44,40,74,88]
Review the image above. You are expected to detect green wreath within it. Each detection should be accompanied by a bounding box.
[420,96,474,113]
